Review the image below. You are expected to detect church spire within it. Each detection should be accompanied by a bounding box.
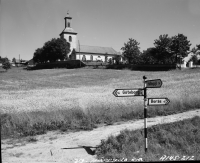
[64,11,72,28]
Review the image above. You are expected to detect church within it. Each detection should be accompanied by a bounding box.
[59,13,122,62]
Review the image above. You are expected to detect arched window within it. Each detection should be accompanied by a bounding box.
[69,36,72,42]
[90,55,93,61]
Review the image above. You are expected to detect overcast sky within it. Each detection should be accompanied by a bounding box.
[1,0,200,60]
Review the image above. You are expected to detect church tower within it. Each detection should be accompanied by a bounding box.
[60,12,77,56]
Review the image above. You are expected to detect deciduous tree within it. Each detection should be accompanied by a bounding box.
[170,34,191,64]
[153,34,175,64]
[33,38,70,64]
[12,58,16,63]
[139,48,158,64]
[121,38,141,64]
[2,60,11,71]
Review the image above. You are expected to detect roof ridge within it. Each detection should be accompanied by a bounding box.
[80,45,113,48]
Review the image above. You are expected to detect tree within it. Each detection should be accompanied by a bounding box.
[121,38,141,64]
[12,58,16,63]
[189,55,198,65]
[33,38,70,64]
[139,48,158,64]
[2,60,11,71]
[170,34,191,64]
[113,55,121,65]
[196,44,200,55]
[70,49,76,60]
[153,34,175,64]
[33,48,46,63]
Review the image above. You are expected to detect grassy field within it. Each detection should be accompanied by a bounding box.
[96,116,200,161]
[0,67,200,138]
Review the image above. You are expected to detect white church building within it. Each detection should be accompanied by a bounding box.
[59,13,122,62]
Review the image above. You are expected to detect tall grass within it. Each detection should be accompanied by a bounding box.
[1,97,200,139]
[96,116,200,161]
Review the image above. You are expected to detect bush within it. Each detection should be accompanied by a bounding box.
[2,61,11,71]
[28,60,85,70]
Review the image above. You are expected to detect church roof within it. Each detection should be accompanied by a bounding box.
[76,45,119,55]
[60,27,77,35]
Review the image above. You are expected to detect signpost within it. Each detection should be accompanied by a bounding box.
[145,79,162,88]
[113,89,144,97]
[113,76,170,153]
[148,98,170,106]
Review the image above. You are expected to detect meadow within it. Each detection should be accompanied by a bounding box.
[0,67,200,138]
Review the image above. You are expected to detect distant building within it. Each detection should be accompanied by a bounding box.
[59,12,122,62]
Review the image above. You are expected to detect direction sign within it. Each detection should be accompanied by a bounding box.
[145,79,162,88]
[113,89,144,97]
[148,98,170,106]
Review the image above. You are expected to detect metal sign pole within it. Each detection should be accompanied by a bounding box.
[143,76,148,153]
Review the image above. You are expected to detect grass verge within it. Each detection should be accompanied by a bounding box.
[96,116,200,161]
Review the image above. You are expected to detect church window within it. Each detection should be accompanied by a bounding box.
[69,36,72,42]
[68,22,70,27]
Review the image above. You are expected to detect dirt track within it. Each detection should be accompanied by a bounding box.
[2,109,200,163]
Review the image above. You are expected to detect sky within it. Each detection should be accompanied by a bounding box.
[1,0,200,60]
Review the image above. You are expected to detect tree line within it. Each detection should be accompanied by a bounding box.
[121,33,200,65]
[32,33,199,66]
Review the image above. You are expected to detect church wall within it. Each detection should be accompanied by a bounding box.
[75,53,115,62]
[63,34,77,53]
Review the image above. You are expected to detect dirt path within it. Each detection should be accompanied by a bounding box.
[2,109,200,163]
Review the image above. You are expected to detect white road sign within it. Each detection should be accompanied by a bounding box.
[148,98,170,106]
[113,89,144,97]
[145,79,162,88]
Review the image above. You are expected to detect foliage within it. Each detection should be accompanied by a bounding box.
[12,58,16,63]
[0,57,9,63]
[113,55,121,65]
[121,38,141,64]
[197,44,200,49]
[191,44,200,56]
[108,58,113,65]
[139,48,158,64]
[189,55,198,65]
[33,38,70,64]
[153,34,175,64]
[70,48,76,60]
[170,34,191,62]
[2,60,11,71]
[139,33,192,65]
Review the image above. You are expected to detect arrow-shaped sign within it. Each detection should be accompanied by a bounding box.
[145,79,162,88]
[113,89,144,97]
[148,98,170,106]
